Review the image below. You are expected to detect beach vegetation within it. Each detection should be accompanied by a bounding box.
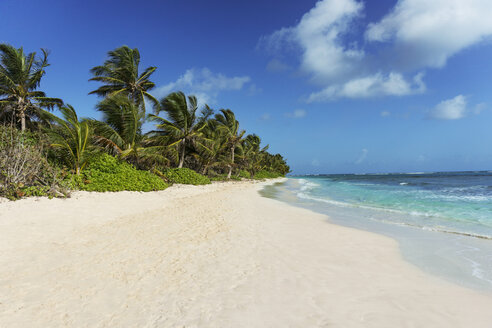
[253,170,284,180]
[157,167,211,185]
[90,95,147,167]
[213,109,245,179]
[89,46,159,113]
[148,92,208,168]
[0,43,290,199]
[0,125,68,199]
[0,44,62,131]
[45,105,93,175]
[73,153,168,192]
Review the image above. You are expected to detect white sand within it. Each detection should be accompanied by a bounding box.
[0,179,491,327]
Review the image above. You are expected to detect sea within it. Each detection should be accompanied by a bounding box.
[260,172,492,292]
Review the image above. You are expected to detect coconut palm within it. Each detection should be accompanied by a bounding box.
[214,109,245,179]
[89,46,158,113]
[45,105,93,175]
[149,91,208,168]
[193,124,227,175]
[241,134,269,177]
[0,44,62,131]
[91,95,145,166]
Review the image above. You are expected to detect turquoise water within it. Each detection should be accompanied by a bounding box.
[295,172,492,238]
[261,172,492,291]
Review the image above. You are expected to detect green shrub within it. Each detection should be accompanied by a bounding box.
[160,167,211,185]
[210,174,241,181]
[74,154,168,192]
[237,170,251,179]
[0,125,68,200]
[253,170,283,180]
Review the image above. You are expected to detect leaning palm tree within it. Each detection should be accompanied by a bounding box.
[0,44,62,131]
[214,109,245,179]
[45,105,93,175]
[89,46,158,113]
[148,91,208,168]
[91,95,145,166]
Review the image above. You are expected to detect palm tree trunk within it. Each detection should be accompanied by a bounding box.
[20,109,26,131]
[201,164,209,175]
[227,145,235,179]
[178,139,185,168]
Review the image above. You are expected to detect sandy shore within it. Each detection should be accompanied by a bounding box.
[1,179,492,327]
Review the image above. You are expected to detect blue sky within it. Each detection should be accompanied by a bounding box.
[2,0,492,174]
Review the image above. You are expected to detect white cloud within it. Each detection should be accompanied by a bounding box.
[366,0,492,69]
[153,68,251,107]
[430,95,467,120]
[260,113,271,121]
[380,111,391,117]
[311,159,321,167]
[355,148,368,164]
[308,71,425,101]
[286,109,307,118]
[260,0,364,84]
[260,0,492,101]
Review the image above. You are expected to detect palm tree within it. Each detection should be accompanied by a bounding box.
[0,44,62,131]
[149,91,208,168]
[46,105,92,175]
[89,46,158,113]
[193,124,227,175]
[91,95,145,166]
[214,109,245,179]
[241,134,269,177]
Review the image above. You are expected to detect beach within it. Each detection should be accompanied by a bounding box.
[1,179,492,327]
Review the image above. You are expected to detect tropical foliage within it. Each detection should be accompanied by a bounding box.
[89,46,158,113]
[0,44,62,131]
[45,105,93,175]
[91,95,145,166]
[73,153,168,192]
[0,44,290,199]
[213,109,245,179]
[148,92,207,168]
[0,125,68,199]
[158,168,210,185]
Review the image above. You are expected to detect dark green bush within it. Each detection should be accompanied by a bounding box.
[73,154,168,192]
[160,167,211,185]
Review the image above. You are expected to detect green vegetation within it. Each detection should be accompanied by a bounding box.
[253,170,284,180]
[0,126,68,199]
[45,105,93,175]
[74,154,168,192]
[89,46,159,113]
[0,44,62,131]
[159,168,210,185]
[148,92,208,168]
[0,44,289,199]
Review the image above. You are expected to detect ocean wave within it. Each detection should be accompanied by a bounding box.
[297,178,320,192]
[366,217,492,240]
[295,188,492,228]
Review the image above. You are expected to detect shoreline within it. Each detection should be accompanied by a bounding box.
[264,178,492,292]
[1,179,492,327]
